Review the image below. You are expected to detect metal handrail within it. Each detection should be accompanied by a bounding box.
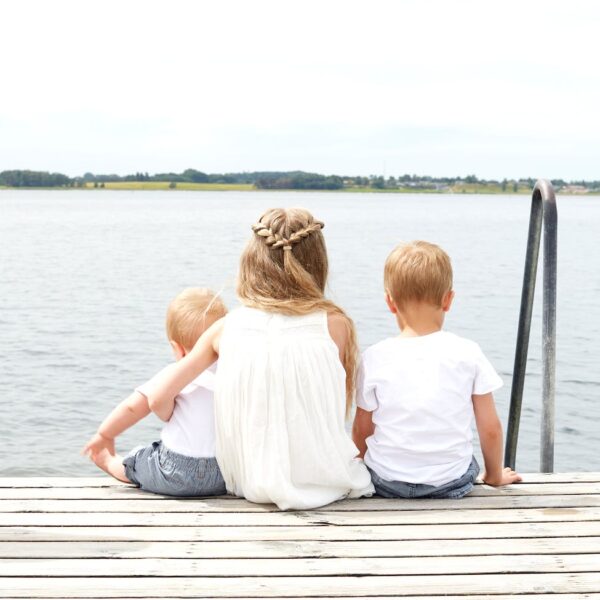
[504,179,557,472]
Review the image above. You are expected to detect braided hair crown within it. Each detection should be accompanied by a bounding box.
[252,213,324,252]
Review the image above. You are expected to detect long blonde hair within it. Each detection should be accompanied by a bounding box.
[237,207,358,414]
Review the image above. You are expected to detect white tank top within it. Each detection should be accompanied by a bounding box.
[214,306,374,510]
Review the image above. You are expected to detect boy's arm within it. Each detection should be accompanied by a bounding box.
[473,392,522,486]
[352,408,375,459]
[82,391,151,459]
[147,318,224,420]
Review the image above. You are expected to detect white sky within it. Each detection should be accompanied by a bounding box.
[1,0,599,180]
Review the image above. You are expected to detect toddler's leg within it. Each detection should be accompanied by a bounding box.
[92,448,131,483]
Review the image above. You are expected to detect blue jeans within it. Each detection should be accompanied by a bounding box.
[368,456,480,499]
[123,441,227,497]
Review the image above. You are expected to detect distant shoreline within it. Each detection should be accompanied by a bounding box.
[1,182,598,195]
[2,169,598,194]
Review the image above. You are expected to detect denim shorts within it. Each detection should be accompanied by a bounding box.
[123,441,227,497]
[368,456,480,499]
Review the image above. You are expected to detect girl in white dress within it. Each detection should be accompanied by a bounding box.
[147,208,374,509]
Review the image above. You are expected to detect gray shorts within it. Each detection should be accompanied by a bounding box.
[123,441,226,497]
[368,456,480,499]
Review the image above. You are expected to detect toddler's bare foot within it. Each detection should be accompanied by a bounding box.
[92,448,130,484]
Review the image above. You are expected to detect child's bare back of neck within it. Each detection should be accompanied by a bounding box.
[387,293,454,339]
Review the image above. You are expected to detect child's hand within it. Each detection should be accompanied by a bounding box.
[482,466,522,486]
[82,432,115,460]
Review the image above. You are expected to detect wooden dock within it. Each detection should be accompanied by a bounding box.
[0,474,599,598]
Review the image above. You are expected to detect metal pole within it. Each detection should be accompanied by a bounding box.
[539,181,557,472]
[504,180,557,472]
[504,196,542,470]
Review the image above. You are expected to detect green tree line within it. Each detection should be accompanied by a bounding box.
[0,170,71,187]
[2,169,599,192]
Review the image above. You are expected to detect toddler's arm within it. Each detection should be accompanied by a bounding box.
[82,391,151,459]
[473,392,522,486]
[352,408,375,459]
[147,318,224,420]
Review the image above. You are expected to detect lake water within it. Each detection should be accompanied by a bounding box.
[1,189,599,476]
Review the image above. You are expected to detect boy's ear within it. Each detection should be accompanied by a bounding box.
[442,290,455,313]
[169,340,186,361]
[384,291,398,314]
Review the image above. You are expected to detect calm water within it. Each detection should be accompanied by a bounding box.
[1,190,599,475]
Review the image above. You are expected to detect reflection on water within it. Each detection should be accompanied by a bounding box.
[1,190,599,475]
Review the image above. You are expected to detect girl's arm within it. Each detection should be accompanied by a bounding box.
[147,318,225,420]
[473,392,522,486]
[82,391,151,459]
[327,312,348,361]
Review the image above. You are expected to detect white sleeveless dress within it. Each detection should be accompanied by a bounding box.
[214,306,374,510]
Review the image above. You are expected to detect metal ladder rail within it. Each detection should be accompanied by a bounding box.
[504,179,558,473]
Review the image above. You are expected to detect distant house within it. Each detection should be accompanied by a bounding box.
[561,185,588,194]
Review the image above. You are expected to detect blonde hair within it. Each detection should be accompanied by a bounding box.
[237,207,358,414]
[384,241,453,308]
[166,288,227,351]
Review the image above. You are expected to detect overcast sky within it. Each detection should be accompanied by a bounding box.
[1,0,599,180]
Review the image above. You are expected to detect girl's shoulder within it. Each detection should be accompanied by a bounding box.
[224,305,265,324]
[228,305,327,327]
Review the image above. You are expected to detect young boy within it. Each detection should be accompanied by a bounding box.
[82,288,227,497]
[352,241,521,498]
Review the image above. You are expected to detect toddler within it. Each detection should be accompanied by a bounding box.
[82,288,227,496]
[352,241,521,498]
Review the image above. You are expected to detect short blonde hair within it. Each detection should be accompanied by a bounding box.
[166,288,227,350]
[384,241,453,308]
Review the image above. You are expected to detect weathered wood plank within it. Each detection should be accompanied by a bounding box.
[1,573,599,597]
[513,473,600,483]
[1,473,599,489]
[1,482,598,499]
[1,597,597,600]
[2,495,599,512]
[2,554,599,577]
[3,537,600,559]
[3,521,600,542]
[0,488,256,502]
[1,506,597,527]
[0,478,121,488]
[468,483,600,496]
[0,597,597,600]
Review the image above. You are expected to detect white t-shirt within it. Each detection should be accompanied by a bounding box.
[356,331,502,487]
[136,363,217,458]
